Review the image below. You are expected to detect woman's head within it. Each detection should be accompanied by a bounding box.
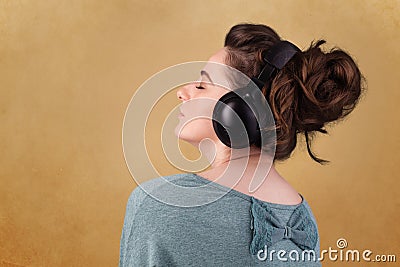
[176,23,366,165]
[223,23,366,164]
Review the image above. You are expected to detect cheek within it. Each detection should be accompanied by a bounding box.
[176,90,227,142]
[185,99,214,118]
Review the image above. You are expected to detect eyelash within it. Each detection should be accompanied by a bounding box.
[195,84,205,89]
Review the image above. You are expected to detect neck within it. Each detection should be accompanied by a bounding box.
[198,139,264,168]
[197,141,275,193]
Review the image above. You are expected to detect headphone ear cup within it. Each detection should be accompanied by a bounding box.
[212,90,260,149]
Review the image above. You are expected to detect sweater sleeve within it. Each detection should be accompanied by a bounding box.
[118,185,149,267]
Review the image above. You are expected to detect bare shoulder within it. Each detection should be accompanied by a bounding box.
[253,174,302,205]
[197,166,302,205]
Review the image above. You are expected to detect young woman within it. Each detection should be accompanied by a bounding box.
[119,23,364,266]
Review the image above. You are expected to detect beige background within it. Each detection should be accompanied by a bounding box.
[1,0,399,266]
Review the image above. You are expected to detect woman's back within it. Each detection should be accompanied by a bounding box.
[119,173,321,266]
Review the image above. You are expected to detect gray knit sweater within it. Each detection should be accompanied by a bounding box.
[119,173,321,266]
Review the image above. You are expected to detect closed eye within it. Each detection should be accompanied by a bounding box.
[196,85,205,89]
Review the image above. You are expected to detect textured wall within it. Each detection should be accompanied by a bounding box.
[0,0,399,266]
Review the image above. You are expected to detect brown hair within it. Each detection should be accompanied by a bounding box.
[224,23,367,164]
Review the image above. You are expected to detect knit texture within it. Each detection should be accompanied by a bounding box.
[119,173,321,266]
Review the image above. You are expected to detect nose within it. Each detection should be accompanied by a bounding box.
[177,84,190,101]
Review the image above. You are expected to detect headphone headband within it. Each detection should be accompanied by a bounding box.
[254,40,301,88]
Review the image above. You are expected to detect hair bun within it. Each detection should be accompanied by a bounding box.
[266,39,365,164]
[296,39,364,125]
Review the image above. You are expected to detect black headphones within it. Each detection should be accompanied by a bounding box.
[212,40,301,149]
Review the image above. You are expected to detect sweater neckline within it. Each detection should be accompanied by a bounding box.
[189,173,305,210]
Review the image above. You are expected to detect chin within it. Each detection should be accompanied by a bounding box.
[177,135,198,146]
[175,132,202,147]
[175,122,217,145]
